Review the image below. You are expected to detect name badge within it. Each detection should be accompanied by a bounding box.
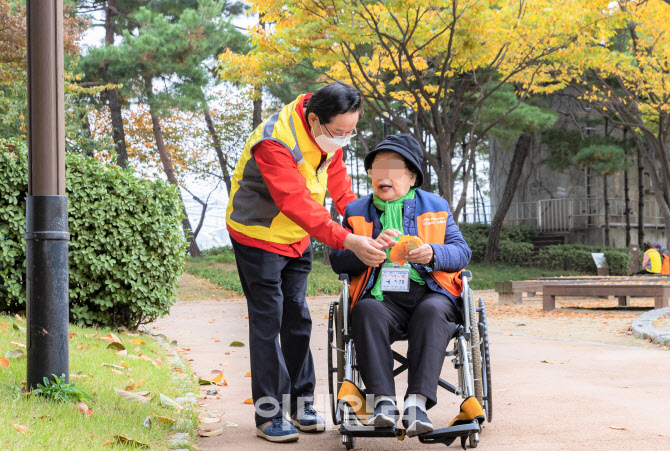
[380,263,410,292]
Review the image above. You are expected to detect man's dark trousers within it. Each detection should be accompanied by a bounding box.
[231,238,316,426]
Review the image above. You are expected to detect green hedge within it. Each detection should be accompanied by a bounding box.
[1,140,186,328]
[535,244,631,276]
[459,223,536,265]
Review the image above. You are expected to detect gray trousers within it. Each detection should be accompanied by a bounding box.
[350,281,460,410]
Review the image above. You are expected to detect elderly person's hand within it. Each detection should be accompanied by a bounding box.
[406,243,434,265]
[375,228,402,249]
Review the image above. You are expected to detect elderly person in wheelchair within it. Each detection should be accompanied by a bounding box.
[330,134,472,437]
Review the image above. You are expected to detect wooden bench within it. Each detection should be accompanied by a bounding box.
[495,276,670,305]
[542,283,670,311]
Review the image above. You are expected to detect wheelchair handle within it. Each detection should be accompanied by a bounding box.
[338,273,350,282]
[461,270,472,280]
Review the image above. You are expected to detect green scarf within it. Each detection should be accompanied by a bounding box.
[371,188,424,301]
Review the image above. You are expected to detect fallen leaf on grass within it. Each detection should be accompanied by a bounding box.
[107,342,126,351]
[113,436,149,449]
[114,388,152,403]
[10,341,26,348]
[130,339,146,346]
[84,333,98,339]
[609,426,627,431]
[15,314,25,323]
[172,367,185,374]
[154,415,175,425]
[138,354,153,362]
[6,348,26,359]
[69,332,76,339]
[102,363,126,370]
[0,357,9,369]
[102,440,112,446]
[77,343,91,350]
[12,323,26,333]
[159,393,181,409]
[229,341,245,347]
[243,398,254,404]
[197,428,223,437]
[74,402,93,416]
[12,424,28,434]
[116,349,128,356]
[111,369,129,377]
[69,373,91,380]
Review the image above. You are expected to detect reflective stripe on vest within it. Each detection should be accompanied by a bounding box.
[226,95,335,244]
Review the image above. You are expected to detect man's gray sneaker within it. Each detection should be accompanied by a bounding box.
[256,418,300,442]
[291,404,326,432]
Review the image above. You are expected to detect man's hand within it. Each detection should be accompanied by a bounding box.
[343,234,387,267]
[375,228,402,249]
[406,244,434,265]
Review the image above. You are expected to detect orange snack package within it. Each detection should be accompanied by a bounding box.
[389,235,424,266]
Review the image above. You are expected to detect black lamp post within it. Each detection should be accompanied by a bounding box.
[26,0,69,388]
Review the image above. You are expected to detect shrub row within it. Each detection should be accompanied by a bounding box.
[1,139,186,329]
[459,223,631,275]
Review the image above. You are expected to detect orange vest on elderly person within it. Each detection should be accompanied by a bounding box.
[329,190,472,310]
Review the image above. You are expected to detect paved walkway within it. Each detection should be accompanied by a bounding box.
[150,296,670,450]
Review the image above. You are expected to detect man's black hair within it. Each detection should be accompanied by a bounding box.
[305,81,363,124]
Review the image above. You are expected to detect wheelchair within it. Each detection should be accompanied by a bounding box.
[327,271,492,449]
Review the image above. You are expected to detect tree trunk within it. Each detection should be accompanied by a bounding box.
[253,85,263,129]
[145,81,202,257]
[202,102,232,195]
[638,146,645,250]
[625,167,631,248]
[108,88,129,168]
[484,133,533,264]
[105,0,128,168]
[604,174,609,246]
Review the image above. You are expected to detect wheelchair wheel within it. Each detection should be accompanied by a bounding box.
[478,297,493,422]
[468,289,484,407]
[328,299,346,425]
[343,434,356,450]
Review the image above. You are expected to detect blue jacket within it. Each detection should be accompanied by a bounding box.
[330,190,471,309]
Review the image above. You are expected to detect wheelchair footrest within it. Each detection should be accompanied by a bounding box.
[339,423,404,438]
[418,421,480,445]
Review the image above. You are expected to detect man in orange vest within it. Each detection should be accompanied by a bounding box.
[226,81,387,442]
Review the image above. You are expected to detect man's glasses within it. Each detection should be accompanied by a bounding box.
[323,122,357,140]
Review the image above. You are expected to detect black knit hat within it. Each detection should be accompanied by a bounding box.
[364,134,424,187]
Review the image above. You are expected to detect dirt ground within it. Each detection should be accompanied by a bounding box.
[148,275,670,450]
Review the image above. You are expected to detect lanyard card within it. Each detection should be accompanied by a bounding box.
[380,263,410,292]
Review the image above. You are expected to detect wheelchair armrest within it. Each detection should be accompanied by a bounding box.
[461,270,472,279]
[338,273,350,282]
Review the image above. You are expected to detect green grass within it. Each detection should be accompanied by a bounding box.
[186,255,584,295]
[185,256,342,296]
[0,316,199,450]
[466,262,584,290]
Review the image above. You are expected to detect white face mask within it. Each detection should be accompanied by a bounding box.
[313,120,355,152]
